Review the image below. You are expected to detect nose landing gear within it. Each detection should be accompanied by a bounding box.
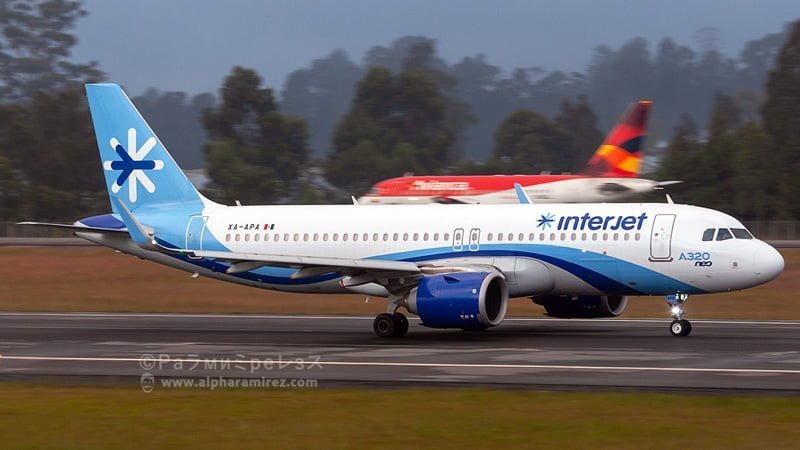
[666,293,692,337]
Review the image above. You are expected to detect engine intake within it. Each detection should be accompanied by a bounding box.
[406,271,509,329]
[533,295,628,318]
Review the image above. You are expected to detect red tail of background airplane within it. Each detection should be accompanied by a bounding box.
[582,100,651,178]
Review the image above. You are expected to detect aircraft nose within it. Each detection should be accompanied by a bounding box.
[755,243,784,283]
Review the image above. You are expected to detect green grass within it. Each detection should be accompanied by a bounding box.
[0,384,798,449]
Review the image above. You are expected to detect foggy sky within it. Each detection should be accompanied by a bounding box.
[71,0,800,96]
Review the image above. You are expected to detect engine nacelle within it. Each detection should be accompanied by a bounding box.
[533,295,628,318]
[405,271,509,329]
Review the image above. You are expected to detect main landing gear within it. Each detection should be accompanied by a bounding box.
[666,293,692,337]
[373,312,409,338]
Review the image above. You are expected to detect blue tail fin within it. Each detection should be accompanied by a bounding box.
[86,83,205,213]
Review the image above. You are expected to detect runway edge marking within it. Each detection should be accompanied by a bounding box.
[2,355,800,375]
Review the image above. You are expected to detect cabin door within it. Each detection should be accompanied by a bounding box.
[649,214,675,261]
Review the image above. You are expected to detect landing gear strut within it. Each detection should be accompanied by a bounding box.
[666,293,692,337]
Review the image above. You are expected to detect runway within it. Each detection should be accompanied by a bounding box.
[1,312,799,394]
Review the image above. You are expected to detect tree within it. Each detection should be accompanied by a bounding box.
[133,89,215,169]
[762,20,800,218]
[0,88,106,219]
[203,67,310,205]
[281,50,363,156]
[490,109,572,174]
[554,96,603,171]
[0,0,102,102]
[326,66,456,194]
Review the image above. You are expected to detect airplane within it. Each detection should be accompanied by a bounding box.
[20,84,783,338]
[359,100,681,205]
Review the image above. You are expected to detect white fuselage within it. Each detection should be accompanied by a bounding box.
[81,202,784,299]
[359,178,661,205]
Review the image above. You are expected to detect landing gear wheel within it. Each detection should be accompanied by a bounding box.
[393,313,409,337]
[670,319,692,337]
[373,313,398,338]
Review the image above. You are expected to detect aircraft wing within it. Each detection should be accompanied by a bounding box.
[187,249,423,276]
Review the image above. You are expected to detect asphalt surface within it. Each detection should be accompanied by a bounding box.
[1,312,799,394]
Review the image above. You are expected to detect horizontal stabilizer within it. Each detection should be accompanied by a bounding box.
[16,222,127,234]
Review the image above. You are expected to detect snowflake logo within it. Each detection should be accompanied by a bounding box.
[537,212,556,229]
[102,128,164,202]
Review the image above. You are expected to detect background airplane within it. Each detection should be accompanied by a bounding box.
[21,85,783,339]
[359,100,681,205]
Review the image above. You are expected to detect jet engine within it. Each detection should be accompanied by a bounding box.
[533,295,628,318]
[405,271,509,329]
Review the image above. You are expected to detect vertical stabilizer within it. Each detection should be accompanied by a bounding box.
[85,83,205,213]
[582,100,651,178]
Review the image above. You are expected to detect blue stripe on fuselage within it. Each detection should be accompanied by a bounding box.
[168,243,703,295]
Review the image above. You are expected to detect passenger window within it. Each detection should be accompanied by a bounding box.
[284,233,289,241]
[444,233,450,241]
[423,233,429,241]
[303,233,309,242]
[353,233,358,242]
[343,234,349,241]
[323,233,328,241]
[716,228,733,241]
[508,233,514,241]
[264,234,270,241]
[540,233,545,241]
[293,234,299,242]
[393,233,399,241]
[413,233,419,241]
[433,233,439,241]
[518,233,524,241]
[313,233,319,241]
[403,233,409,241]
[702,228,715,241]
[235,234,241,242]
[383,233,389,241]
[487,233,493,241]
[373,233,379,241]
[731,228,753,239]
[498,233,503,242]
[254,234,260,242]
[363,233,369,241]
[529,233,535,241]
[333,233,338,242]
[225,234,231,242]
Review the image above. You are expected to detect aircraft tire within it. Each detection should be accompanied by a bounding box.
[374,313,398,338]
[393,313,409,337]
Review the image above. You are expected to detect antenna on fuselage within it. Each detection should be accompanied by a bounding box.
[351,196,359,205]
[665,194,674,205]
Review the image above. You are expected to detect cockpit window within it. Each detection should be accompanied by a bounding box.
[702,228,715,241]
[716,228,733,241]
[731,228,753,239]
